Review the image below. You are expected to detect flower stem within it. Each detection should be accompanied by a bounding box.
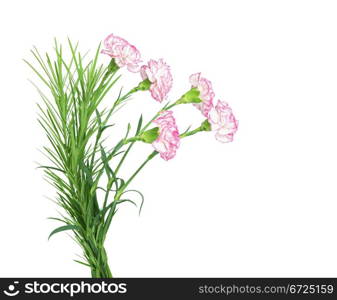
[116,151,158,198]
[180,127,203,138]
[114,101,173,176]
[180,120,212,138]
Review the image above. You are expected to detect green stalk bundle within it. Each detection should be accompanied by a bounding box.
[26,40,154,277]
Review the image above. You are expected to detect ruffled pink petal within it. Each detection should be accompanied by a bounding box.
[114,57,125,68]
[140,59,173,102]
[208,106,220,125]
[150,83,165,102]
[152,111,180,160]
[189,72,214,117]
[101,49,113,57]
[101,33,141,73]
[209,100,238,143]
[215,131,234,143]
[189,73,201,87]
[127,63,140,73]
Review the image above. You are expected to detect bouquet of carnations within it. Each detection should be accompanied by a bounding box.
[26,34,238,277]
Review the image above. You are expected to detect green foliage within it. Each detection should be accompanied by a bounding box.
[48,224,79,240]
[26,40,149,278]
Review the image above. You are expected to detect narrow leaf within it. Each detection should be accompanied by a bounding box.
[48,224,78,240]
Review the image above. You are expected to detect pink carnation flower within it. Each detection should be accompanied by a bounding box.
[140,59,173,102]
[152,111,180,160]
[209,100,238,143]
[189,73,215,117]
[101,34,141,72]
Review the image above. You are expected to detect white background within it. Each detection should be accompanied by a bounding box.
[0,0,337,277]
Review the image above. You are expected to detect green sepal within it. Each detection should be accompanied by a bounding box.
[176,88,201,104]
[139,127,159,143]
[107,58,120,73]
[201,119,212,132]
[137,78,152,91]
